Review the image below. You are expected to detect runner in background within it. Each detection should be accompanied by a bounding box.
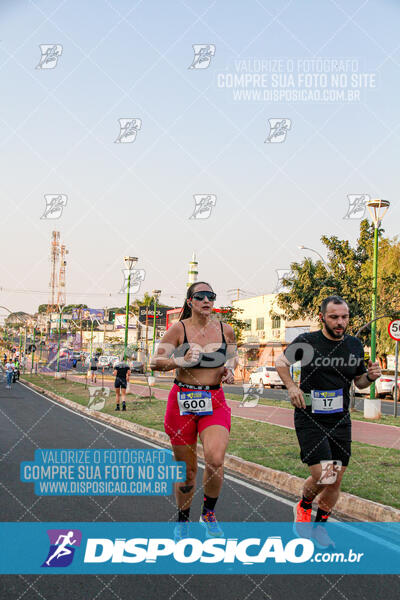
[89,355,98,383]
[5,359,15,389]
[113,358,131,411]
[276,295,381,546]
[13,357,20,382]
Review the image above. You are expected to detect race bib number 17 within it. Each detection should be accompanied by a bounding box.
[311,389,343,414]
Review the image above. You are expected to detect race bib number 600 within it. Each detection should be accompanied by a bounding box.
[177,391,213,416]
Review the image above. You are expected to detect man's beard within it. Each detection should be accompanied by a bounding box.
[324,321,347,339]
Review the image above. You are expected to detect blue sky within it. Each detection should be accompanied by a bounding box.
[1,0,399,314]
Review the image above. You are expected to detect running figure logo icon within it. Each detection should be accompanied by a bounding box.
[42,529,81,567]
[317,460,342,485]
[344,194,369,219]
[189,195,217,219]
[36,45,63,69]
[188,44,216,69]
[40,194,68,220]
[274,269,291,293]
[265,119,292,143]
[88,386,110,411]
[119,268,146,294]
[240,382,264,407]
[115,118,142,143]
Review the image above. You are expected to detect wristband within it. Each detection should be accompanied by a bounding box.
[366,373,375,383]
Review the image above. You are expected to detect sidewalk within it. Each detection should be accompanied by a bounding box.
[63,373,400,450]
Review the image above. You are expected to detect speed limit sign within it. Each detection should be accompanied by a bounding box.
[388,320,400,341]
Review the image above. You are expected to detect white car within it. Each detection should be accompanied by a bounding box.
[354,372,398,398]
[249,366,284,388]
[391,380,400,400]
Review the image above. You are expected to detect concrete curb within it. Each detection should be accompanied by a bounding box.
[21,378,400,523]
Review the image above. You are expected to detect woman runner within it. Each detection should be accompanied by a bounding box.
[151,282,238,541]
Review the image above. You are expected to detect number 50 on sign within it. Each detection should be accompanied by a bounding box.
[388,320,400,341]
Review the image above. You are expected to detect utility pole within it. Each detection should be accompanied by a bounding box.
[103,306,107,352]
[79,307,83,350]
[151,291,161,376]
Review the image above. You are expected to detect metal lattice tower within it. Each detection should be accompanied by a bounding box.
[57,244,68,308]
[47,231,60,314]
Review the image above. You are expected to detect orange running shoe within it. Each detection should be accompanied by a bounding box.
[293,500,312,523]
[293,500,312,538]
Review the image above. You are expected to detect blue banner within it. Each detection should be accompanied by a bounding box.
[0,523,398,574]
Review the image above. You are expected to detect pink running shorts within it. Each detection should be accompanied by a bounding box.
[164,384,232,446]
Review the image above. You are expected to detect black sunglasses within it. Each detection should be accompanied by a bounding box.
[191,291,216,302]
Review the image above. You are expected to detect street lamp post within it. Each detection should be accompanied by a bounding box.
[366,199,390,400]
[89,316,95,359]
[123,256,138,361]
[39,328,43,362]
[151,290,161,376]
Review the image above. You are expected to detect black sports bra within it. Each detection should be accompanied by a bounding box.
[175,321,228,368]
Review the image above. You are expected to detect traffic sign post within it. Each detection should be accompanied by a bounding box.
[388,320,400,418]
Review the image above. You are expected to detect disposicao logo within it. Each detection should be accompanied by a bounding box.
[83,536,314,564]
[42,529,82,567]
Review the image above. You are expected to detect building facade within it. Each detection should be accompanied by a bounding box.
[232,294,319,379]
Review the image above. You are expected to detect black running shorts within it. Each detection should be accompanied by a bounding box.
[294,411,351,467]
[115,377,127,389]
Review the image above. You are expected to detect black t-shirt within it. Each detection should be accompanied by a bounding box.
[114,363,130,380]
[284,330,366,422]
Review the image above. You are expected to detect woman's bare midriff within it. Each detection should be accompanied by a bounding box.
[176,365,225,386]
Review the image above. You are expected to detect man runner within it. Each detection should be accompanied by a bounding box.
[113,359,131,411]
[276,295,381,545]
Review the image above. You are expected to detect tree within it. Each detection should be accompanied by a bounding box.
[108,293,170,320]
[218,306,247,344]
[277,220,400,358]
[132,292,170,311]
[62,304,88,314]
